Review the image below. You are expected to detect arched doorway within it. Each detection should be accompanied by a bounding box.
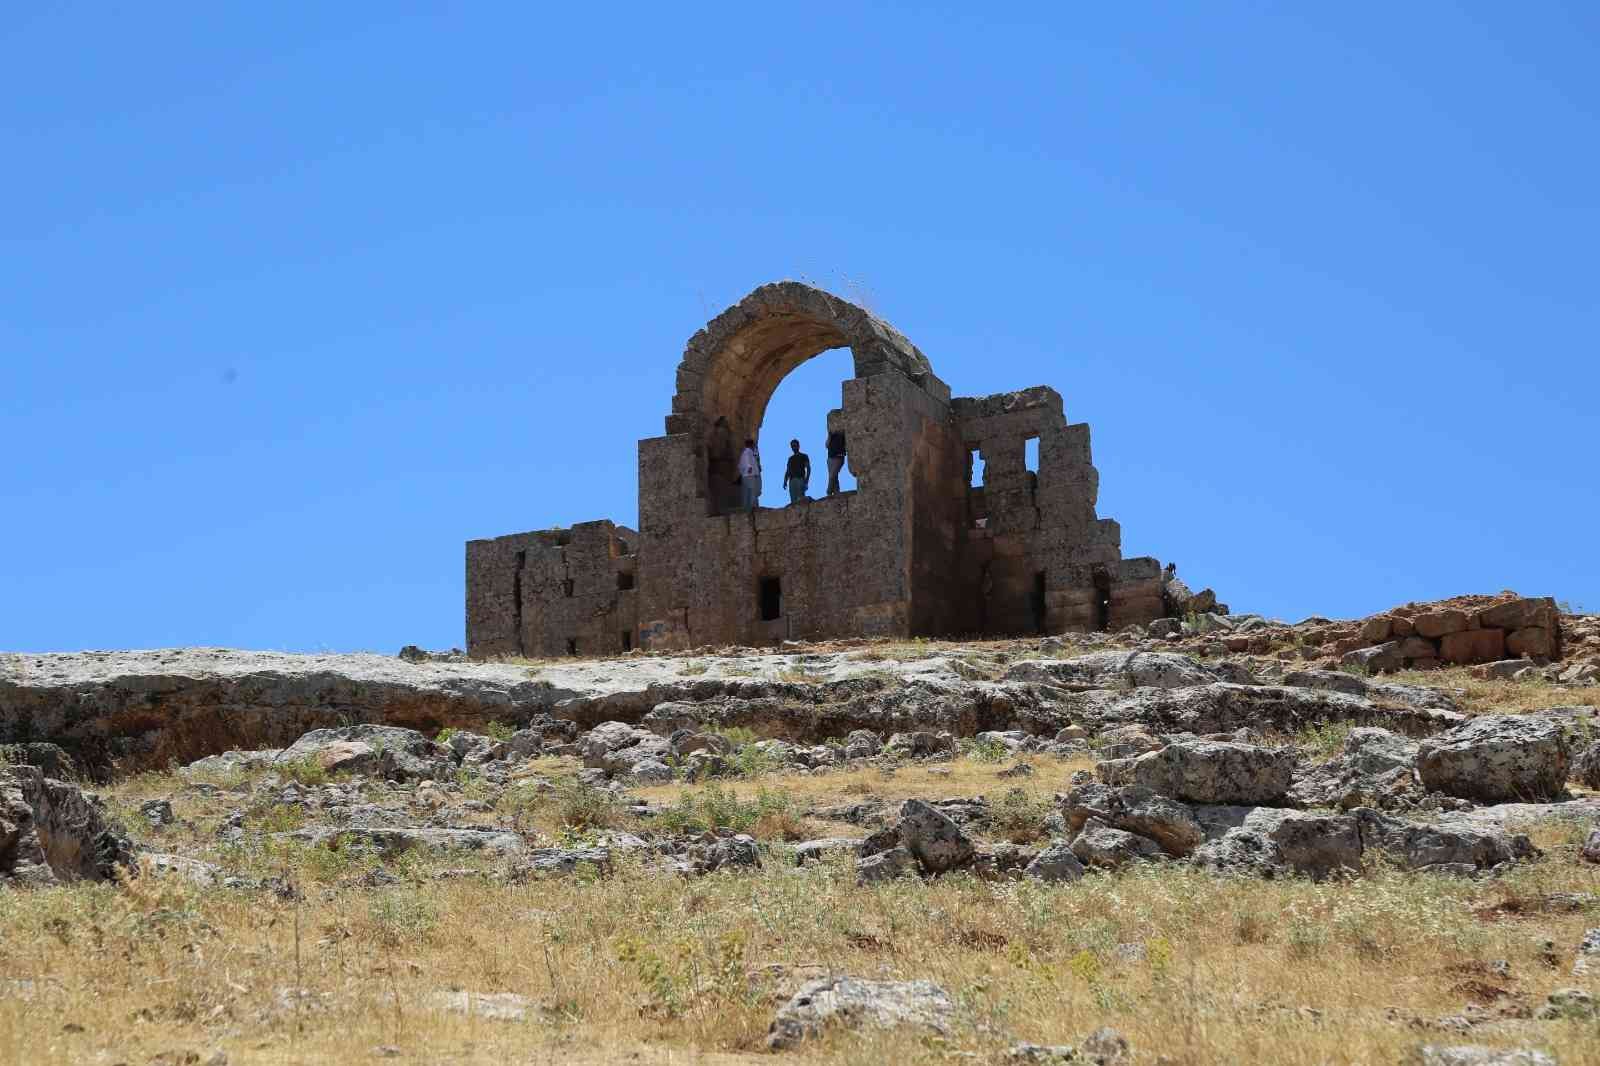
[753,347,858,507]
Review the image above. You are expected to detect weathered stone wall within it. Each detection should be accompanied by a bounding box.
[465,521,638,658]
[466,282,1175,656]
[1330,597,1565,673]
[952,388,1163,636]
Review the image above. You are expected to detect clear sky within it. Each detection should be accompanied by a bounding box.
[3,4,1596,653]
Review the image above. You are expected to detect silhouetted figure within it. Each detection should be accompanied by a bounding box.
[783,438,811,505]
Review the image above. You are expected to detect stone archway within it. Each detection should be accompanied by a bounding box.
[665,282,939,513]
[668,281,934,444]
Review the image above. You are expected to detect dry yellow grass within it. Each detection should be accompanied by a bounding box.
[4,748,1600,1065]
[3,837,1599,1065]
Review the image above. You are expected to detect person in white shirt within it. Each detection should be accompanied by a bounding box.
[737,438,762,511]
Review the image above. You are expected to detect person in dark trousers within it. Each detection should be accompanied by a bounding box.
[783,438,811,505]
[825,428,847,495]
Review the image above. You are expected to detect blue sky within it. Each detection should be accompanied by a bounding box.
[3,3,1596,653]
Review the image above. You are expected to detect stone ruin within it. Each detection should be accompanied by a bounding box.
[466,282,1190,657]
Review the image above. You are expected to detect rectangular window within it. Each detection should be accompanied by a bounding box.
[1025,435,1039,473]
[758,576,782,621]
[616,571,635,591]
[967,445,985,488]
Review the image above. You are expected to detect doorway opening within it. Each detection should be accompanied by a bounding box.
[758,576,783,621]
[1092,569,1112,632]
[1032,570,1047,633]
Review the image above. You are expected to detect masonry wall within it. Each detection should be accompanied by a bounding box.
[632,371,942,650]
[465,521,638,658]
[952,388,1164,635]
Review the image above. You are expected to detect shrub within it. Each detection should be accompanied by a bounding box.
[655,784,790,835]
[988,788,1052,844]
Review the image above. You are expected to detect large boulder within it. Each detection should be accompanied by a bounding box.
[767,977,956,1050]
[1289,728,1421,810]
[1097,741,1296,805]
[1574,740,1600,790]
[1060,782,1204,856]
[1,765,133,886]
[1352,808,1536,876]
[896,799,975,873]
[1416,715,1570,802]
[1190,806,1362,881]
[278,725,453,783]
[577,721,672,777]
[1070,818,1164,869]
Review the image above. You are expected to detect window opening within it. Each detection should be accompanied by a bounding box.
[562,578,574,598]
[966,446,985,488]
[758,576,783,621]
[620,630,632,652]
[565,638,579,656]
[617,571,634,591]
[1024,436,1039,473]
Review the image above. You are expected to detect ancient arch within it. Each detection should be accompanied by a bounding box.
[667,281,937,448]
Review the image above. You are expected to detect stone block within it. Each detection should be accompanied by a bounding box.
[1413,610,1470,639]
[1477,597,1558,632]
[1397,636,1438,660]
[1506,626,1553,659]
[1439,628,1506,665]
[1360,616,1394,643]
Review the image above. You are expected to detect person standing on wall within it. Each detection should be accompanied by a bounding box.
[783,438,811,505]
[738,438,762,511]
[825,427,847,495]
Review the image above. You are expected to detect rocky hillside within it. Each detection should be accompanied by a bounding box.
[2,600,1598,1064]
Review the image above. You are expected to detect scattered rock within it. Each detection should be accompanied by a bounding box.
[1023,842,1086,883]
[767,976,955,1049]
[1097,740,1296,805]
[1,765,132,886]
[1061,782,1204,856]
[139,798,176,828]
[426,989,539,1022]
[1416,715,1570,803]
[1408,1046,1556,1066]
[1071,818,1164,869]
[1575,928,1600,979]
[896,799,975,873]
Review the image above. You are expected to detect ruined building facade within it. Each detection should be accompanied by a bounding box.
[466,282,1173,658]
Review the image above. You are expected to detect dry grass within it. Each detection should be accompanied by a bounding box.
[1387,666,1597,717]
[3,831,1600,1065]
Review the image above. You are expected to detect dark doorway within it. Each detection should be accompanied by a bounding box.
[620,630,632,652]
[1032,571,1047,634]
[566,638,579,655]
[758,576,783,621]
[617,571,634,591]
[1092,569,1112,632]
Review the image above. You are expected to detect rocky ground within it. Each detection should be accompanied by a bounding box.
[3,600,1600,1064]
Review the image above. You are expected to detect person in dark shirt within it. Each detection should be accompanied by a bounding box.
[825,428,847,495]
[782,438,811,505]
